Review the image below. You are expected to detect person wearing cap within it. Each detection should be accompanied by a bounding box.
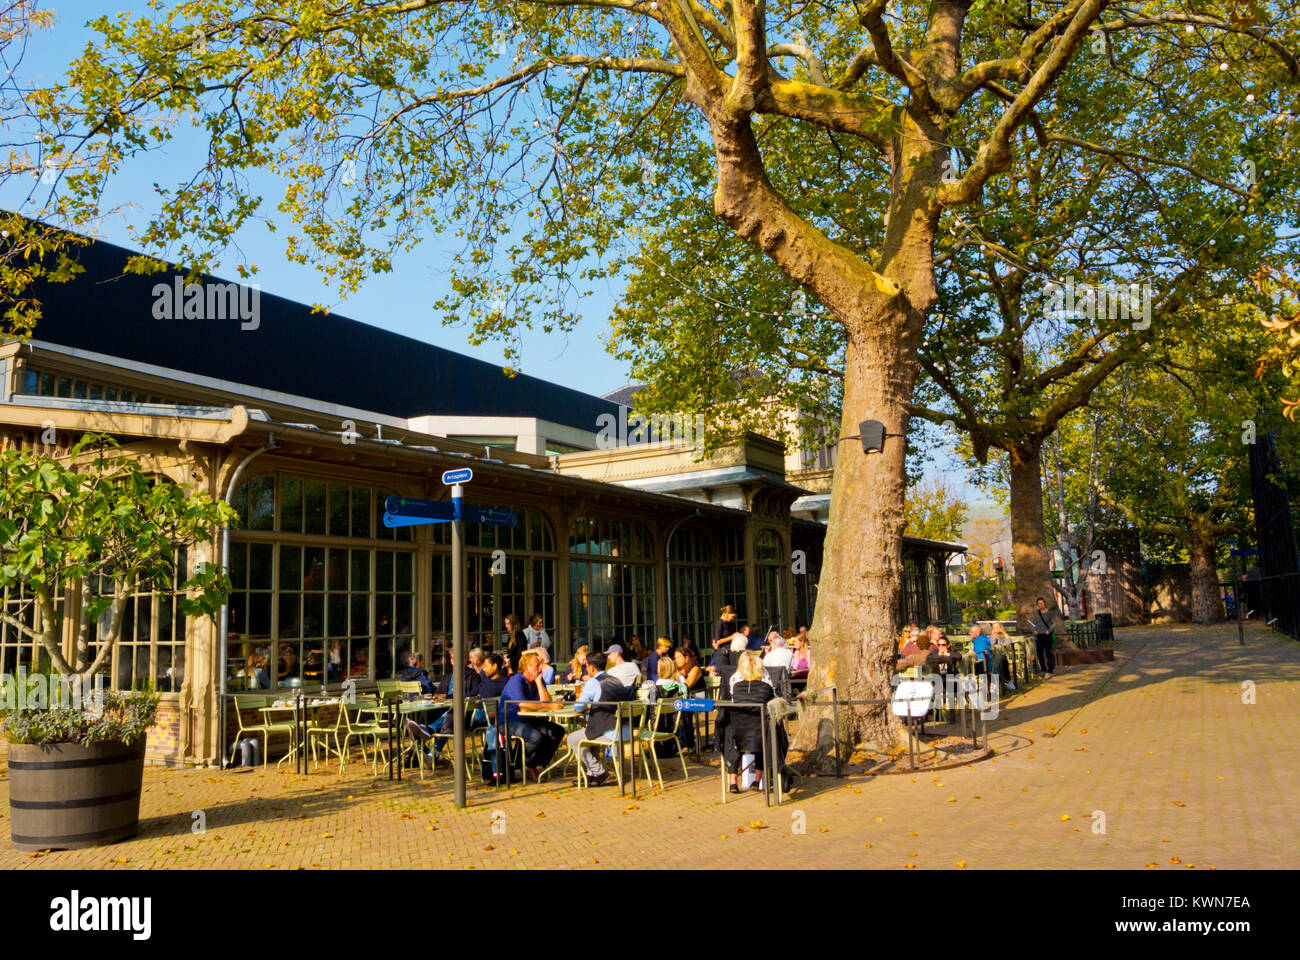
[567,652,632,787]
[604,643,642,687]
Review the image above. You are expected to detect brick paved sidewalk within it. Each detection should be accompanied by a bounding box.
[1,623,1295,870]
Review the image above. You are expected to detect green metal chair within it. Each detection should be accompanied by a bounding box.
[397,680,423,698]
[477,698,526,784]
[637,698,688,788]
[576,701,644,790]
[339,695,390,775]
[306,700,349,774]
[228,695,294,766]
[429,695,483,779]
[376,679,400,697]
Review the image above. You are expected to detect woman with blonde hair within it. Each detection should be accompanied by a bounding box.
[724,651,790,793]
[564,644,589,684]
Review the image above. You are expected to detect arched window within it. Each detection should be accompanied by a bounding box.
[227,471,416,690]
[926,556,944,623]
[569,515,655,651]
[669,527,712,649]
[430,507,557,662]
[718,527,746,619]
[902,555,925,626]
[755,529,786,630]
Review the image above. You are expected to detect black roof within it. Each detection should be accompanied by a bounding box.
[17,233,620,430]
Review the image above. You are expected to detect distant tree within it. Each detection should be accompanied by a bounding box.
[904,475,967,543]
[0,0,85,338]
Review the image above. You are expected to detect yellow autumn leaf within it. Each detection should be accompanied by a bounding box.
[956,861,966,868]
[1060,814,1070,821]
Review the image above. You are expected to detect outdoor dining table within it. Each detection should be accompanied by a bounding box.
[264,696,342,774]
[369,696,453,780]
[518,705,583,780]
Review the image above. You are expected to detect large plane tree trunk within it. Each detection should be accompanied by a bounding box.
[1187,528,1221,624]
[1009,445,1058,631]
[799,301,924,757]
[705,89,942,764]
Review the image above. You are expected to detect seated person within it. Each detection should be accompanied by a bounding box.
[563,645,589,684]
[402,652,435,694]
[567,652,634,787]
[495,650,564,780]
[897,635,940,669]
[790,632,811,678]
[604,644,643,687]
[988,622,1017,689]
[277,647,298,683]
[240,652,271,690]
[646,636,674,684]
[724,652,791,794]
[899,629,922,658]
[535,647,556,686]
[763,634,793,670]
[969,624,993,676]
[674,648,704,694]
[415,651,500,760]
[654,655,688,699]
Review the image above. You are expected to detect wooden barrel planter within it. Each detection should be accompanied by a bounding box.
[7,740,146,852]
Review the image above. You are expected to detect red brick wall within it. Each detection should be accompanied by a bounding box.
[145,697,183,764]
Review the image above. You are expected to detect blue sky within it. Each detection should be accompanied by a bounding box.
[9,1,990,507]
[10,1,635,397]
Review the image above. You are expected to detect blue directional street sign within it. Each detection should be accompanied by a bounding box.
[1231,547,1259,557]
[673,698,715,712]
[384,496,454,523]
[442,468,473,485]
[382,495,516,528]
[464,504,517,527]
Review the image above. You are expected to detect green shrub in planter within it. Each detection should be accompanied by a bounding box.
[1,688,160,747]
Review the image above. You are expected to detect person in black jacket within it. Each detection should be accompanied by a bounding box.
[402,652,435,694]
[503,614,528,673]
[567,653,633,787]
[723,651,789,793]
[1031,597,1058,676]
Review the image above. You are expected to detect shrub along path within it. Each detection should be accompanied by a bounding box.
[0,623,1295,870]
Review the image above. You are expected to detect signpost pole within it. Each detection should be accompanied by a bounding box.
[1234,541,1245,648]
[452,482,466,809]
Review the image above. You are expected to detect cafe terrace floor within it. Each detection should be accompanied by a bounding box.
[1,624,1295,870]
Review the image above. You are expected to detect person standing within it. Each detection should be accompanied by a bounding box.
[714,604,738,646]
[1031,598,1058,676]
[502,614,528,673]
[524,613,551,651]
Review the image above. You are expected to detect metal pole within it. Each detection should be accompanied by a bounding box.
[831,686,841,778]
[216,437,277,768]
[1234,547,1245,647]
[452,483,466,807]
[617,700,626,798]
[760,704,771,808]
